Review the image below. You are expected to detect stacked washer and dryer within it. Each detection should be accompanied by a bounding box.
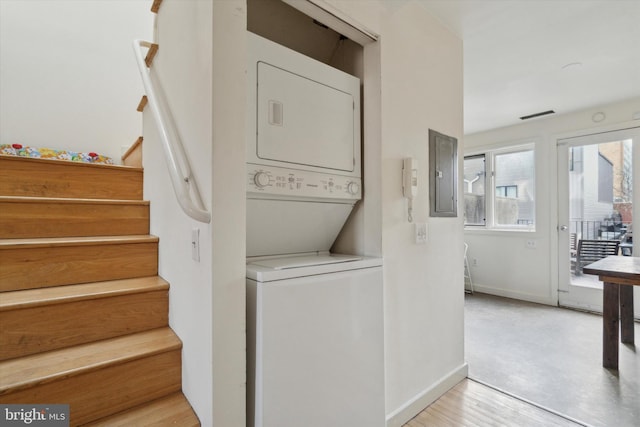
[245,33,385,427]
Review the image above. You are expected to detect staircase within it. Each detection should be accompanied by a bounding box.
[0,155,200,426]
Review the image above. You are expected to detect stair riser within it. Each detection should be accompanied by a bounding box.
[122,137,143,168]
[0,350,182,426]
[0,291,168,361]
[0,200,150,238]
[0,156,143,200]
[0,243,158,292]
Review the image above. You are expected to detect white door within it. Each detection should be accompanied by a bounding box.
[557,127,639,316]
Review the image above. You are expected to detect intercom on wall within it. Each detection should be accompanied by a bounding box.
[403,157,418,222]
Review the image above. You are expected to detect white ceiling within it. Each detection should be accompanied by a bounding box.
[401,0,640,134]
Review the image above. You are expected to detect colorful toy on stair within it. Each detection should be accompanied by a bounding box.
[1,144,114,164]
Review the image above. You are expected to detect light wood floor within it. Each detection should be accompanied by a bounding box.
[403,379,586,427]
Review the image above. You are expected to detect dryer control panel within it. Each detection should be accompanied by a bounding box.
[247,164,361,200]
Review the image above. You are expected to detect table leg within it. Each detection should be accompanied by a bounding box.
[620,284,634,345]
[603,282,619,370]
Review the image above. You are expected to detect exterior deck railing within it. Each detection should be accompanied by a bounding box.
[569,219,631,241]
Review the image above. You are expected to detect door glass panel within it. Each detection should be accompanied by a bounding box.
[569,139,633,289]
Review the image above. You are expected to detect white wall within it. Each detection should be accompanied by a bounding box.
[379,5,466,423]
[144,1,247,426]
[142,1,216,425]
[464,97,640,304]
[0,0,153,162]
[134,0,466,425]
[325,1,466,425]
[210,2,247,426]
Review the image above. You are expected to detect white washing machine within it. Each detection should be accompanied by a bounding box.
[246,254,384,427]
[245,33,384,427]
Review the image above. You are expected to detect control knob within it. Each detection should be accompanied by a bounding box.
[346,181,360,195]
[253,171,270,188]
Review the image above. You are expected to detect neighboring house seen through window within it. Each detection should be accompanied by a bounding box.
[496,185,518,198]
[598,152,614,203]
[463,154,486,226]
[464,144,535,230]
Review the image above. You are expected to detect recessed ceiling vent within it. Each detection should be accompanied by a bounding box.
[520,110,555,120]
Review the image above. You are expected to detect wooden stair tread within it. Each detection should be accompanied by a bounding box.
[0,234,158,249]
[0,276,168,311]
[0,328,180,395]
[83,392,200,426]
[0,195,150,206]
[0,154,141,171]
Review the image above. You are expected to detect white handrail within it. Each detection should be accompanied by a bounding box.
[132,39,211,223]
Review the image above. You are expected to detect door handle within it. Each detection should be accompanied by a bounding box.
[559,225,568,231]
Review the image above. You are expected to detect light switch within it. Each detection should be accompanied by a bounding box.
[415,222,427,244]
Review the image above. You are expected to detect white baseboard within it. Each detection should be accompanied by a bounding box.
[385,363,468,427]
[471,283,557,306]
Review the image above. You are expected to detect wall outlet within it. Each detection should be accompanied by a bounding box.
[472,258,478,267]
[191,228,200,262]
[415,222,427,244]
[525,240,537,249]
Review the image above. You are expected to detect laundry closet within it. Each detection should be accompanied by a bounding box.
[244,1,384,426]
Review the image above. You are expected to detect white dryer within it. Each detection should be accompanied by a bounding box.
[246,33,362,258]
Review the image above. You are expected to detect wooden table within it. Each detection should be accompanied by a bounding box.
[583,256,639,370]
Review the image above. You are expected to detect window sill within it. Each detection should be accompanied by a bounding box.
[464,227,537,236]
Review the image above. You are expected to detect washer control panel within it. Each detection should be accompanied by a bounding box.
[247,164,361,200]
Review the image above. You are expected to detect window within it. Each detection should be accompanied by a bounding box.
[464,144,535,230]
[496,185,518,198]
[463,155,486,226]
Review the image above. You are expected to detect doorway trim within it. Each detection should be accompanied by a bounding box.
[281,0,379,45]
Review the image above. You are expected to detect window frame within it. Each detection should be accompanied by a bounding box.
[463,153,487,226]
[464,143,536,232]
